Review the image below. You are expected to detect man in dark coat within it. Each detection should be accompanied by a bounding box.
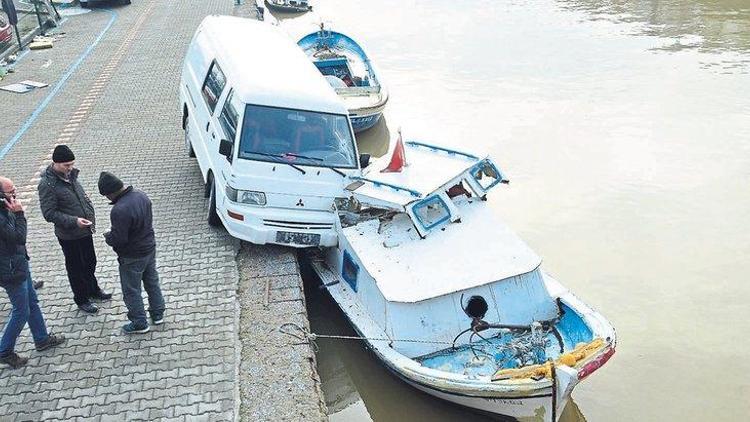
[0,176,65,369]
[99,172,165,334]
[37,145,111,314]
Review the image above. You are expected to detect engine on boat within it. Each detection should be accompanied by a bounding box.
[417,323,559,378]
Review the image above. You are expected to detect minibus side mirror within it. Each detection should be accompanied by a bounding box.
[359,153,371,169]
[219,139,233,161]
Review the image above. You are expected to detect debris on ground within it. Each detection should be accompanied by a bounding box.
[0,79,49,93]
[29,36,55,50]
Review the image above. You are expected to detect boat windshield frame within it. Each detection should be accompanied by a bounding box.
[237,104,358,169]
[470,159,505,193]
[410,195,452,232]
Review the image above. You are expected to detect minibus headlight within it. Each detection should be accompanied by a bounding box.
[226,186,266,206]
[240,191,266,206]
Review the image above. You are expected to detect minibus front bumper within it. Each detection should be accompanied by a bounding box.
[220,203,338,248]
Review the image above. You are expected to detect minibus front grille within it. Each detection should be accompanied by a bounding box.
[263,220,334,230]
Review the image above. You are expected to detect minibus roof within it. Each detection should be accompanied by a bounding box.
[197,16,348,115]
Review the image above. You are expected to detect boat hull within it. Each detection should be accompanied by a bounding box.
[350,110,383,133]
[403,377,557,421]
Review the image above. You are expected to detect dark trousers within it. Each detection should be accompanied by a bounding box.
[119,250,164,327]
[58,235,101,306]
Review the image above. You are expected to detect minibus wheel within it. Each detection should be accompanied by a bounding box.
[207,178,221,227]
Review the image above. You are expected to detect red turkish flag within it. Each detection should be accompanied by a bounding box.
[381,134,407,173]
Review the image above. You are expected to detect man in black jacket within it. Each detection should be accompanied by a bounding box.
[38,145,111,314]
[0,177,65,369]
[99,172,165,334]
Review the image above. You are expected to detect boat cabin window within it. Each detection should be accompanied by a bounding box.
[202,60,226,113]
[412,195,451,231]
[238,105,358,168]
[471,160,502,191]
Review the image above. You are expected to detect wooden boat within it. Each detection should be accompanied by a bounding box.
[264,0,312,14]
[298,24,388,133]
[307,135,616,421]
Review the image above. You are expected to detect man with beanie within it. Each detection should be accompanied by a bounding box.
[99,172,165,334]
[0,176,66,369]
[38,145,111,314]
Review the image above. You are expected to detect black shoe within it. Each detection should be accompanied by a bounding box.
[33,280,44,289]
[0,352,28,369]
[90,290,112,301]
[122,322,149,334]
[151,314,164,326]
[78,303,99,314]
[35,333,66,352]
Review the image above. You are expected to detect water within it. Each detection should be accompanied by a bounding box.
[282,1,750,420]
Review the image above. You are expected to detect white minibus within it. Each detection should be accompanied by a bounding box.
[180,16,367,247]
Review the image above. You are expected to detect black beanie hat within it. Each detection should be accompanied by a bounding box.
[98,171,124,196]
[52,145,75,163]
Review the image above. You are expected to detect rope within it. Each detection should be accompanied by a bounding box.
[278,322,454,346]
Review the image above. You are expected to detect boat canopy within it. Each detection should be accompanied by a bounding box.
[348,140,507,237]
[352,141,490,205]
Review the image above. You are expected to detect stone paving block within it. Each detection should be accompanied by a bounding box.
[40,408,68,420]
[65,406,92,419]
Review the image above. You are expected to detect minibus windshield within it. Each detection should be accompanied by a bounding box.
[238,105,357,169]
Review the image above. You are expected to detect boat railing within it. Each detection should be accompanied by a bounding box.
[351,176,422,198]
[405,141,480,161]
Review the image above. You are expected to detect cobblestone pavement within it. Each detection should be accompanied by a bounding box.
[0,1,262,420]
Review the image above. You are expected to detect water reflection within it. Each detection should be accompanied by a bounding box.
[558,0,750,60]
[353,116,390,158]
[303,262,587,422]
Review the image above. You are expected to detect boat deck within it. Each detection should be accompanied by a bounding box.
[416,327,564,378]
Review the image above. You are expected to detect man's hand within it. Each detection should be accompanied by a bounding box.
[3,197,24,213]
[77,218,93,228]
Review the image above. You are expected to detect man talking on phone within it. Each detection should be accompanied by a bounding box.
[0,177,66,369]
[38,145,111,314]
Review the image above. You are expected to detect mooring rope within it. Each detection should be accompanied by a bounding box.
[278,322,455,347]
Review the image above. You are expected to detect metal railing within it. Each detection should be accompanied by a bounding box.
[1,0,60,56]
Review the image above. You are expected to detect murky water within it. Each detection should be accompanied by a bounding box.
[279,1,750,420]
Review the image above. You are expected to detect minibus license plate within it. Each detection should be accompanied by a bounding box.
[276,231,320,246]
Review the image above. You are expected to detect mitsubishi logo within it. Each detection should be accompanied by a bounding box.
[296,199,305,207]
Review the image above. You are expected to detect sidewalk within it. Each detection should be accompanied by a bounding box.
[0,1,237,420]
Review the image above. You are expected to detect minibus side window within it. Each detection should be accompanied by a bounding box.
[202,61,226,113]
[218,90,239,142]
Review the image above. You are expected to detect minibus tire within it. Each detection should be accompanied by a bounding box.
[207,180,221,227]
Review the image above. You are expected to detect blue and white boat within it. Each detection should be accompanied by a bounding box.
[308,136,616,421]
[264,0,312,14]
[298,24,388,133]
